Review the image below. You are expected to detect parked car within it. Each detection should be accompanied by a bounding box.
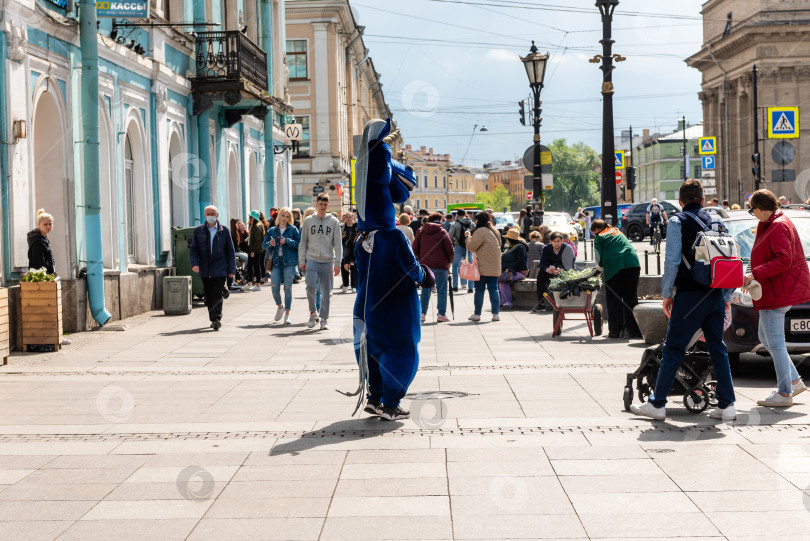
[620,200,682,242]
[723,208,810,372]
[542,212,579,242]
[493,212,516,229]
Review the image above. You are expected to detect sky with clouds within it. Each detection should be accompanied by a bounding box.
[352,0,707,167]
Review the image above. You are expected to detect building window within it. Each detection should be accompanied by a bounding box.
[286,40,308,80]
[694,165,701,178]
[293,116,310,157]
[124,139,136,262]
[435,198,439,209]
[442,176,446,188]
[424,175,428,188]
[434,175,438,188]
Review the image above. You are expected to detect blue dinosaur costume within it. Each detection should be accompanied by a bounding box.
[346,118,434,418]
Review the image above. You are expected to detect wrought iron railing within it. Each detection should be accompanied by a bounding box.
[194,31,268,93]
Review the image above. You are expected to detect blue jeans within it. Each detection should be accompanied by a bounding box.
[651,289,735,409]
[759,306,799,395]
[452,245,473,290]
[271,264,296,311]
[474,276,500,316]
[305,260,333,319]
[420,269,449,316]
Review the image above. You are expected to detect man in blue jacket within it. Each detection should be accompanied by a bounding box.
[190,205,236,330]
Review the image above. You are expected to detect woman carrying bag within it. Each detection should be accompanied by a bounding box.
[465,212,502,322]
[499,228,529,310]
[746,189,810,407]
[263,208,299,324]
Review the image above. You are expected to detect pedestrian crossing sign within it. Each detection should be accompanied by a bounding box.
[768,107,799,139]
[698,137,717,155]
[614,151,625,169]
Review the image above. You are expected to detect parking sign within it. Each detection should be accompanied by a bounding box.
[702,156,715,170]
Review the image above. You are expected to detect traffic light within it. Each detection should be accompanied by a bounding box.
[752,153,761,178]
[626,166,636,191]
[519,100,526,126]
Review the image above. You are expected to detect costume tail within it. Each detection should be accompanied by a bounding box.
[335,331,369,416]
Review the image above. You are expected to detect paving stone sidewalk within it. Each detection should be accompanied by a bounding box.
[0,282,809,540]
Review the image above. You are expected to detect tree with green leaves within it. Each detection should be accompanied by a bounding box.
[542,139,600,214]
[475,185,512,212]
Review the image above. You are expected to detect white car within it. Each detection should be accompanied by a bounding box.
[542,212,579,242]
[493,212,516,229]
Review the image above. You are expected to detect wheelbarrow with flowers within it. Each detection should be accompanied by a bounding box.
[543,268,603,337]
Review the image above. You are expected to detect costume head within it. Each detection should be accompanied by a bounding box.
[355,118,417,231]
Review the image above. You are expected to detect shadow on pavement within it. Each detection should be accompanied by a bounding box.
[269,418,404,456]
[159,328,212,336]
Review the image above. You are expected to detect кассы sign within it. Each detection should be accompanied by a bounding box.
[96,1,150,18]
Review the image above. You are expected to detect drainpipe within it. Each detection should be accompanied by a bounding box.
[261,0,275,208]
[0,24,10,281]
[194,0,212,217]
[79,1,111,325]
[707,44,730,201]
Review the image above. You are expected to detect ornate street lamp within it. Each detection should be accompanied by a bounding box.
[520,41,549,227]
[590,0,625,225]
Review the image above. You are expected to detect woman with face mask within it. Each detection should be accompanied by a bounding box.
[28,209,56,275]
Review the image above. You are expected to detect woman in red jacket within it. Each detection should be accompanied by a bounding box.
[745,189,810,407]
[413,213,454,323]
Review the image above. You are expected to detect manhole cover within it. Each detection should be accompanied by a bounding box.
[405,391,475,400]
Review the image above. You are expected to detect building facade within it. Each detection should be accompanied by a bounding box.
[1,0,292,330]
[401,145,451,212]
[447,166,476,206]
[487,162,529,210]
[687,0,810,203]
[285,0,396,212]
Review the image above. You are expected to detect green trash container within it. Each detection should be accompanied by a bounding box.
[172,227,204,299]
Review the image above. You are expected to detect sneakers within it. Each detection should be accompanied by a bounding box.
[451,287,459,293]
[492,314,500,322]
[351,288,356,294]
[251,284,262,292]
[629,401,666,420]
[341,286,347,293]
[436,315,450,322]
[708,404,737,420]
[468,314,481,322]
[793,379,807,397]
[530,303,546,313]
[274,307,285,322]
[307,313,317,329]
[467,289,474,294]
[364,400,382,416]
[283,313,291,325]
[380,405,410,421]
[757,391,793,407]
[211,320,222,331]
[320,319,330,330]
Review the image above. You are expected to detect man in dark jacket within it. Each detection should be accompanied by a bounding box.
[449,209,476,293]
[630,179,736,421]
[341,212,359,293]
[413,213,454,322]
[190,205,236,330]
[410,209,429,236]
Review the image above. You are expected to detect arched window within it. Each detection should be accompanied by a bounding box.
[124,138,136,262]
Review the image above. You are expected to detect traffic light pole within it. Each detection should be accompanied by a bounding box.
[531,84,544,224]
[628,125,634,203]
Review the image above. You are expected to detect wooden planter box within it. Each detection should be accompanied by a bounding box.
[0,288,8,364]
[21,281,62,352]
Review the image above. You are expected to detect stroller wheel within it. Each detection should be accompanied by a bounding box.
[623,386,633,411]
[684,386,710,414]
[705,380,718,408]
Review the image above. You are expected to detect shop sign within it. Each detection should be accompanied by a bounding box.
[96,1,150,18]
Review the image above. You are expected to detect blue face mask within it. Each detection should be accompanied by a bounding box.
[206,216,217,225]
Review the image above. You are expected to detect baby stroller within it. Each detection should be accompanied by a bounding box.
[230,252,249,290]
[623,308,731,413]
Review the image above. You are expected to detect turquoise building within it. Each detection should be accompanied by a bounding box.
[1,0,293,328]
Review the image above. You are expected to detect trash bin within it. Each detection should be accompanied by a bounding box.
[172,227,204,299]
[163,276,192,315]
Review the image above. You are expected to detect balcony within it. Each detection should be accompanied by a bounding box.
[191,31,273,121]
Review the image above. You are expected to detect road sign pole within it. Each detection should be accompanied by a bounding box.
[682,116,687,182]
[753,64,761,191]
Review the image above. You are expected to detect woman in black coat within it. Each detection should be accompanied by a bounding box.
[28,209,56,275]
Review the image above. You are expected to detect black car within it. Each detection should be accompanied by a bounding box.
[621,200,681,242]
[724,209,810,372]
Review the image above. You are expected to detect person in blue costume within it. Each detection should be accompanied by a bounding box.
[342,118,435,421]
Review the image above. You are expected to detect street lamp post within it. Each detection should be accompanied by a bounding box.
[520,42,549,228]
[591,0,624,226]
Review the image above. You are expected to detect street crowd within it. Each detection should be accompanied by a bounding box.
[181,180,809,421]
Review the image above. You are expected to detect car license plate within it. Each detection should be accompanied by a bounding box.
[789,319,810,333]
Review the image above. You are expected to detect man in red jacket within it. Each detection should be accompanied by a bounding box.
[413,212,454,323]
[746,189,810,407]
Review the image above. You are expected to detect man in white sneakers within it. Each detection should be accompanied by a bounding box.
[298,193,342,330]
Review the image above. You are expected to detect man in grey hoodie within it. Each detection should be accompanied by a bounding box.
[298,193,343,330]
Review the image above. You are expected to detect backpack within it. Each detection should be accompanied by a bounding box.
[678,212,743,289]
[454,220,473,245]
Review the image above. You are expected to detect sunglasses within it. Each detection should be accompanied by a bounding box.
[748,208,756,215]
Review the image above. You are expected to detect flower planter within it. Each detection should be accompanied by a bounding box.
[0,288,8,364]
[20,281,62,352]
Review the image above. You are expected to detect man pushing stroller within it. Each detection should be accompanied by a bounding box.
[630,179,738,421]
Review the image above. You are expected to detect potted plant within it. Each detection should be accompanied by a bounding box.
[20,268,62,352]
